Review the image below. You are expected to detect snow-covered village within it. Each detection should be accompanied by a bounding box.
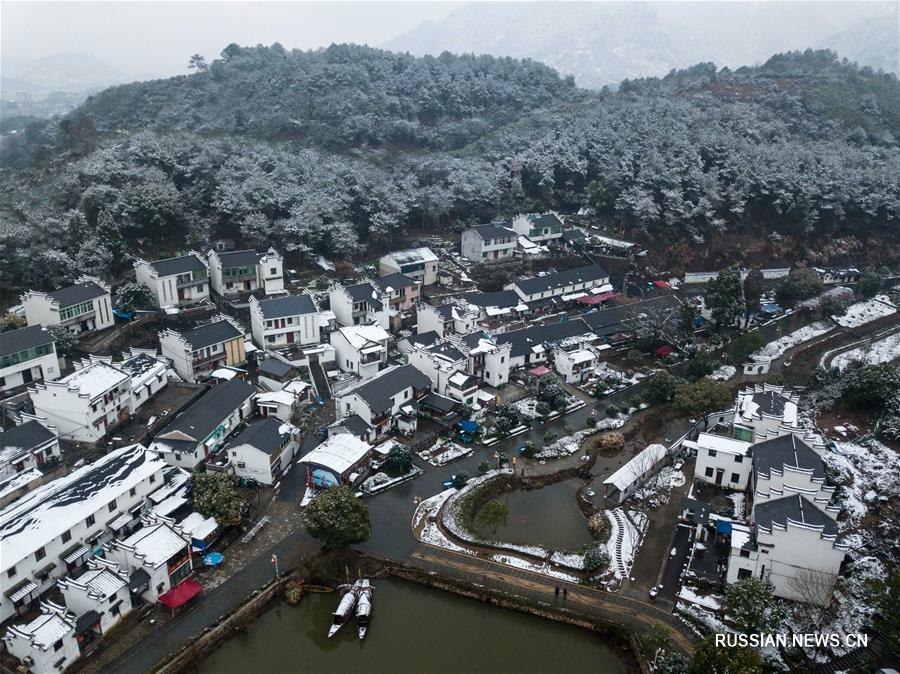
[1,3,900,673]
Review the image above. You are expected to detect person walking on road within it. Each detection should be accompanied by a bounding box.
[554,586,560,598]
[562,587,568,600]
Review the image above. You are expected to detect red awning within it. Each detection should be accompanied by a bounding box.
[577,292,616,306]
[526,366,553,377]
[655,346,675,357]
[158,578,202,609]
[652,280,671,288]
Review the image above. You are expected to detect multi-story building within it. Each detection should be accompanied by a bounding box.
[134,253,210,308]
[416,302,480,339]
[461,291,529,326]
[373,273,420,329]
[378,247,438,286]
[335,364,432,438]
[249,293,320,351]
[509,212,564,243]
[0,416,61,484]
[0,325,59,393]
[0,444,167,624]
[3,603,80,674]
[208,249,284,298]
[733,385,800,443]
[329,325,389,380]
[751,434,838,515]
[460,223,517,263]
[408,340,470,400]
[688,432,754,490]
[328,282,390,329]
[494,319,593,370]
[21,277,113,335]
[553,346,601,384]
[224,418,299,486]
[159,316,246,383]
[455,332,512,389]
[28,353,167,444]
[507,264,609,303]
[56,558,132,636]
[148,378,256,470]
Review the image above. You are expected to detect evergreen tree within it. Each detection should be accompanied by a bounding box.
[305,486,372,549]
[706,265,744,329]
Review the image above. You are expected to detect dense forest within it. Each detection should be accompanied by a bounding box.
[1,44,898,296]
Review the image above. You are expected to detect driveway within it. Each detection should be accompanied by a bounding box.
[657,524,693,602]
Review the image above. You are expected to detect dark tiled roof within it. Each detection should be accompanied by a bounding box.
[427,341,465,362]
[216,250,262,267]
[0,325,54,357]
[462,290,521,309]
[582,295,682,338]
[346,283,383,311]
[181,320,243,351]
[157,379,255,442]
[420,392,458,414]
[226,419,287,455]
[406,331,441,349]
[344,364,431,416]
[47,281,107,308]
[561,229,587,243]
[514,264,608,296]
[753,391,787,417]
[333,414,371,438]
[494,319,592,358]
[257,294,316,319]
[525,213,564,229]
[149,254,206,277]
[752,435,825,479]
[754,494,837,536]
[374,273,417,292]
[257,358,295,378]
[471,223,515,242]
[0,420,56,456]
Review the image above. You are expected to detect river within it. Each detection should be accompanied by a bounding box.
[198,579,628,674]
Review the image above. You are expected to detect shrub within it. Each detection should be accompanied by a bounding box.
[585,416,597,428]
[477,461,490,475]
[583,546,610,572]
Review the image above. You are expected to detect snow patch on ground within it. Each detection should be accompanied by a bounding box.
[831,331,900,370]
[750,321,833,362]
[634,466,684,508]
[678,585,722,611]
[491,553,581,582]
[729,492,746,519]
[708,365,736,382]
[832,296,896,328]
[412,488,468,553]
[604,509,647,579]
[823,439,900,526]
[419,440,473,466]
[534,412,630,459]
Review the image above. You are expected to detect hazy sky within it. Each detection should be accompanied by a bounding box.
[1,1,462,77]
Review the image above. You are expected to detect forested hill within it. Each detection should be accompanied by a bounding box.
[1,46,898,298]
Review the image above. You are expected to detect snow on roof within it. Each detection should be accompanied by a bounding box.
[603,443,667,492]
[0,444,164,571]
[0,468,43,502]
[148,466,191,504]
[565,349,596,365]
[686,432,752,456]
[336,324,389,350]
[282,379,311,395]
[300,433,371,476]
[8,611,74,650]
[318,310,336,327]
[59,566,126,599]
[57,361,129,399]
[211,367,239,381]
[385,247,438,265]
[730,524,751,549]
[179,511,218,540]
[117,522,189,568]
[151,494,188,518]
[256,390,296,407]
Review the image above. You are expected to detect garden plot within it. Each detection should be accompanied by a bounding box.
[708,365,736,382]
[750,320,833,363]
[512,394,583,420]
[418,438,473,466]
[585,362,649,395]
[831,331,900,370]
[534,411,631,459]
[832,296,896,328]
[633,466,685,509]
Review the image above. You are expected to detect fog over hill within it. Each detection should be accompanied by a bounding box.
[385,1,899,88]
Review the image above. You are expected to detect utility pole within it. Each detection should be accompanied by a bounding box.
[271,553,279,580]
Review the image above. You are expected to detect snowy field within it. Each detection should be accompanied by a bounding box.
[832,296,896,328]
[831,331,900,370]
[750,320,833,362]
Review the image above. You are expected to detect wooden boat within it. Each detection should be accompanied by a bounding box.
[328,581,359,638]
[356,579,373,639]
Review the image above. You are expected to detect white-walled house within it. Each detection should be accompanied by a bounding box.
[256,380,312,422]
[56,558,132,636]
[379,247,438,286]
[159,316,246,383]
[328,282,390,329]
[408,340,469,399]
[3,603,80,674]
[507,264,610,303]
[373,273,420,329]
[134,254,210,308]
[553,346,602,384]
[751,434,838,515]
[727,494,847,605]
[733,385,801,442]
[335,364,432,438]
[105,519,193,605]
[148,378,255,470]
[1,325,60,393]
[329,325,389,380]
[688,433,754,490]
[249,293,320,350]
[29,353,167,444]
[208,249,284,297]
[509,212,564,243]
[456,332,512,389]
[0,416,61,486]
[224,418,298,486]
[460,223,517,263]
[416,302,480,338]
[0,444,166,624]
[21,277,113,335]
[494,319,594,370]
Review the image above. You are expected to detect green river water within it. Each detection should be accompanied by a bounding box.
[198,578,628,674]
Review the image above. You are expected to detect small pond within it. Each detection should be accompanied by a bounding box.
[474,479,594,550]
[198,578,627,674]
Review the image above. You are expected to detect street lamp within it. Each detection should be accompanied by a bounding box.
[271,553,279,580]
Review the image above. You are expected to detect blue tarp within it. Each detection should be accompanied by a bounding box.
[203,553,224,567]
[113,308,135,319]
[760,303,782,314]
[716,519,733,535]
[459,420,478,434]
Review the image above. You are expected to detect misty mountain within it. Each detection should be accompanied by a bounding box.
[385,2,898,88]
[819,16,900,75]
[0,52,143,96]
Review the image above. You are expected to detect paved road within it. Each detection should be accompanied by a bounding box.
[658,524,693,602]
